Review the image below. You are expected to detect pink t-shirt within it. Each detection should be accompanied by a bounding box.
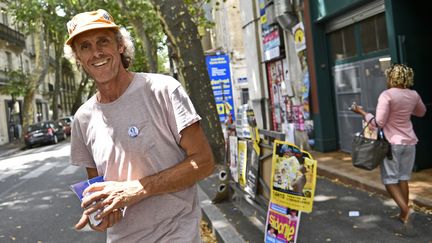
[70,73,202,242]
[365,88,426,145]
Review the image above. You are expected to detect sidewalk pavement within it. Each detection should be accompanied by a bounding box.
[311,150,432,211]
[0,141,25,158]
[198,150,432,242]
[1,142,431,241]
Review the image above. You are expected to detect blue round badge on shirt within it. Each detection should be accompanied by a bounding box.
[128,126,139,138]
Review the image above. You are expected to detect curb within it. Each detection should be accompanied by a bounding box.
[198,186,245,243]
[0,147,22,158]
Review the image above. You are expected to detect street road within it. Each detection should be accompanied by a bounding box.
[0,141,106,243]
[2,141,431,243]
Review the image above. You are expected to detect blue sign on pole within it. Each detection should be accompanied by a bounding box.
[205,54,235,122]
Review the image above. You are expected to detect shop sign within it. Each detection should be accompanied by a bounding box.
[263,25,281,61]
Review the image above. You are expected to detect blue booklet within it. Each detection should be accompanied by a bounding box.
[70,176,104,226]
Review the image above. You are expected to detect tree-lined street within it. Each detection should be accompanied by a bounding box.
[0,142,105,242]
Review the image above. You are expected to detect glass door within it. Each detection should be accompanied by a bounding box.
[327,12,390,152]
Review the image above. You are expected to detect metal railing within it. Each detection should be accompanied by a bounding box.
[0,23,25,48]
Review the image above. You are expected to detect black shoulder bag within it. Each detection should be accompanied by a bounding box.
[351,117,390,170]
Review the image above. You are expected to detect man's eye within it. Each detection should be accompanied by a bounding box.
[80,43,90,50]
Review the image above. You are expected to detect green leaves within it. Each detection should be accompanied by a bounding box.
[0,69,30,99]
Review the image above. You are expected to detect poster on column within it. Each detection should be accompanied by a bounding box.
[237,140,248,188]
[267,60,286,132]
[292,22,306,53]
[229,136,239,183]
[205,54,235,122]
[270,140,317,213]
[264,202,301,243]
[244,109,260,197]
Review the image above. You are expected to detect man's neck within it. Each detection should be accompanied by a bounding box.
[97,70,135,103]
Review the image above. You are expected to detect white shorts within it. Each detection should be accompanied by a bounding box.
[380,145,416,185]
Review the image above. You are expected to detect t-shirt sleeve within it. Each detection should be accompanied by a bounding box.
[70,118,96,168]
[412,92,426,117]
[168,85,201,143]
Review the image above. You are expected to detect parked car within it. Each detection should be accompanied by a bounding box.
[56,116,74,136]
[24,121,66,148]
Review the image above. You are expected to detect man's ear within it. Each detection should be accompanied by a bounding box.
[118,43,125,53]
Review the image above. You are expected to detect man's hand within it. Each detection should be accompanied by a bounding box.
[75,209,123,232]
[81,180,145,221]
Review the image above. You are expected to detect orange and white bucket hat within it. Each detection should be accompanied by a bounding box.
[65,9,119,46]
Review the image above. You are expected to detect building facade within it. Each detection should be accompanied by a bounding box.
[215,0,431,170]
[304,0,431,170]
[0,4,77,145]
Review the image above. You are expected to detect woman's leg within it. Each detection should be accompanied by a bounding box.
[381,145,412,222]
[384,183,410,221]
[398,180,409,205]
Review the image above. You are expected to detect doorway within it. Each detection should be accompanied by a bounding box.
[327,11,390,151]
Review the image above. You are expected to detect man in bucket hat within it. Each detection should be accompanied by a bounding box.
[66,9,215,242]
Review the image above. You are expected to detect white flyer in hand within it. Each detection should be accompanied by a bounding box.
[70,176,104,226]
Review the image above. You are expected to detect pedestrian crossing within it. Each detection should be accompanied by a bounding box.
[59,165,80,175]
[0,143,78,182]
[20,163,55,179]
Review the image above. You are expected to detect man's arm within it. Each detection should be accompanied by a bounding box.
[86,167,99,179]
[140,122,215,195]
[81,122,215,219]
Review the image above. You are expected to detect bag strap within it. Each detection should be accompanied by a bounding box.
[359,116,386,140]
[359,116,375,136]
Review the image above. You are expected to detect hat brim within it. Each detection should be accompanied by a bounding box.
[65,23,119,46]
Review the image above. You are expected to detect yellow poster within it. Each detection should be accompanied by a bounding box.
[270,140,317,213]
[237,140,248,187]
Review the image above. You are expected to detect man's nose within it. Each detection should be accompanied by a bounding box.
[93,46,103,57]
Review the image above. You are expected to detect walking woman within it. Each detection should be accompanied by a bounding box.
[351,64,426,224]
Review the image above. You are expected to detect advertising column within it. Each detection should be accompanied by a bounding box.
[205,54,235,122]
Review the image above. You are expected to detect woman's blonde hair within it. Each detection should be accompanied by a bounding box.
[385,64,414,88]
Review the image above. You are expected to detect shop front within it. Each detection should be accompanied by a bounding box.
[305,0,432,170]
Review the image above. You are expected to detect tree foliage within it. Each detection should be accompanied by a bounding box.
[0,69,29,100]
[3,0,224,161]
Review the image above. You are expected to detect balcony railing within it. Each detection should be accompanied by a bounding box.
[0,69,8,85]
[0,23,25,48]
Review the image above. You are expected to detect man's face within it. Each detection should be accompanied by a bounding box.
[73,29,124,84]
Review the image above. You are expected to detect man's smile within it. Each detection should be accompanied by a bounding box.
[93,59,109,67]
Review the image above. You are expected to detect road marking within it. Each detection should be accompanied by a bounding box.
[20,163,53,179]
[59,165,80,175]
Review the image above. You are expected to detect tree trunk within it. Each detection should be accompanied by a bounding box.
[71,73,89,115]
[149,0,225,164]
[52,45,63,121]
[23,17,48,131]
[117,0,158,73]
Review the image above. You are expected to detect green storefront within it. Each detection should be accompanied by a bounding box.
[304,0,431,170]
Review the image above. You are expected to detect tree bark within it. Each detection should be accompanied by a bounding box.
[52,44,63,120]
[149,0,225,164]
[71,73,89,115]
[23,17,48,131]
